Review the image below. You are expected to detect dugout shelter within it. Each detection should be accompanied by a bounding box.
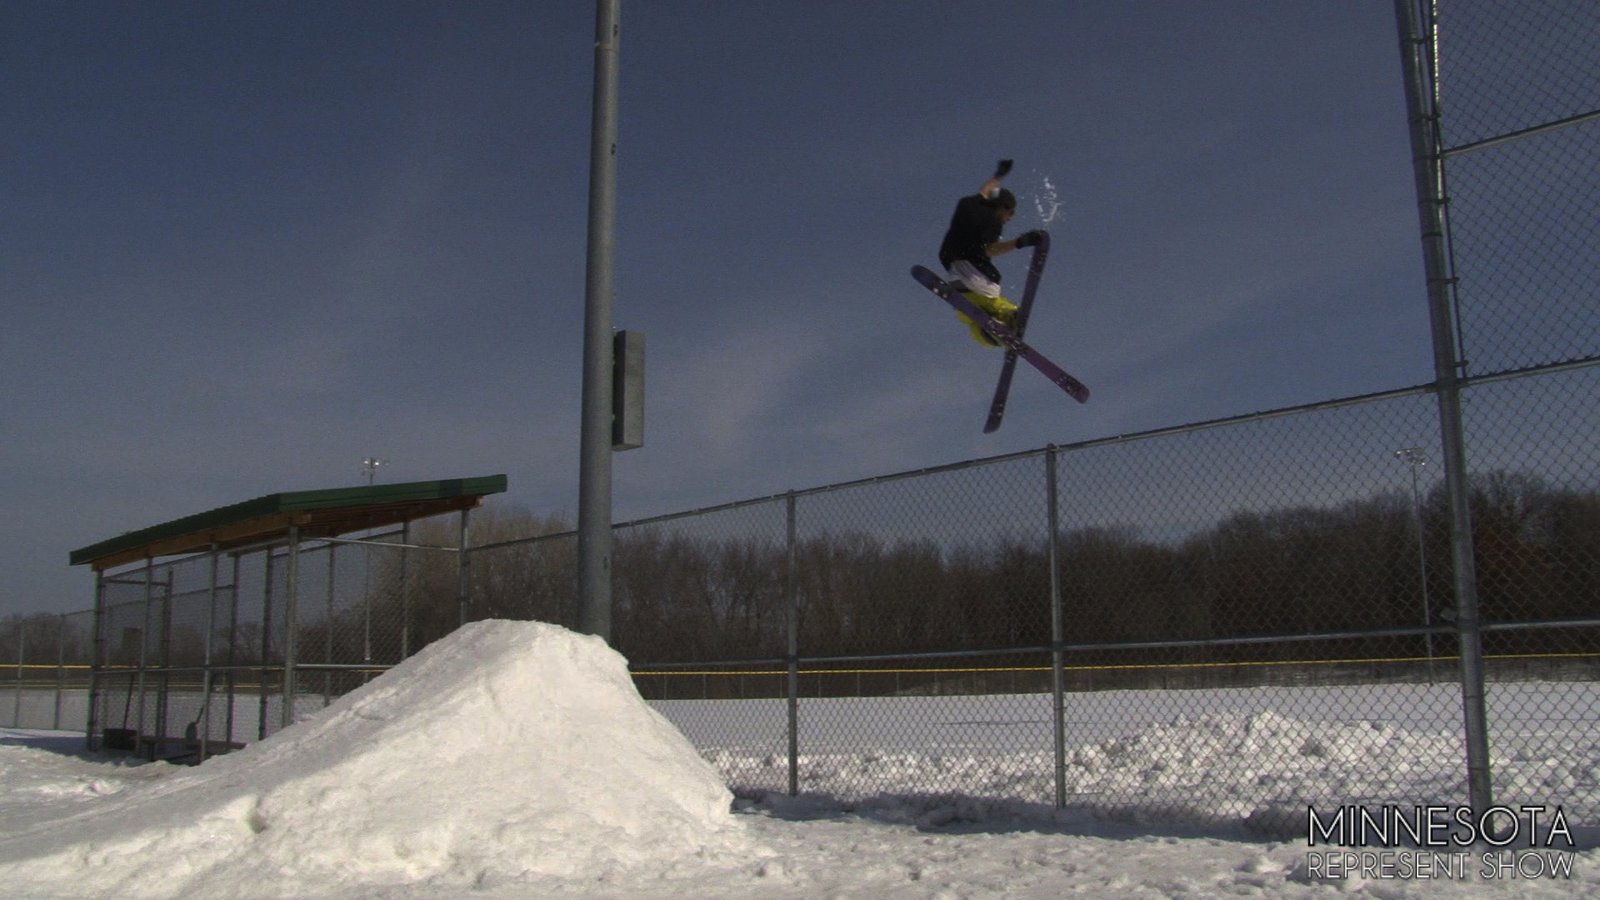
[69,474,507,760]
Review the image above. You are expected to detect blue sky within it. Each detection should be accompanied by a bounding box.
[2,1,1434,615]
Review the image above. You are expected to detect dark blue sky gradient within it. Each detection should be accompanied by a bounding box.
[2,2,1432,613]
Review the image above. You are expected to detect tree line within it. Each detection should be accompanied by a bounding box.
[373,469,1599,675]
[6,469,1594,691]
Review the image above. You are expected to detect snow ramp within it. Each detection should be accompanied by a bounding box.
[0,620,748,897]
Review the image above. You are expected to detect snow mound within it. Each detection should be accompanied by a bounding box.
[0,620,747,898]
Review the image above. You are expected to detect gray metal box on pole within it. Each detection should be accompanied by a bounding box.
[612,330,644,450]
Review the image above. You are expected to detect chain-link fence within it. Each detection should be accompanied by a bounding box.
[1426,0,1600,832]
[0,611,92,732]
[62,528,457,761]
[616,389,1593,831]
[5,0,1595,840]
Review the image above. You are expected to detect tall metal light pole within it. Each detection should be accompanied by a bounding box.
[361,457,389,485]
[577,0,620,641]
[1395,447,1435,683]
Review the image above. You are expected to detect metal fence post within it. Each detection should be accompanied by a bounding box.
[1047,445,1067,809]
[324,545,336,706]
[457,508,473,627]
[53,614,66,731]
[87,570,104,751]
[283,525,301,730]
[12,621,22,731]
[200,546,219,760]
[137,558,153,755]
[156,570,172,756]
[259,549,274,741]
[400,520,412,659]
[785,490,800,797]
[227,554,240,749]
[1393,0,1494,818]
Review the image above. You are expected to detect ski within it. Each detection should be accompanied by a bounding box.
[986,232,1051,432]
[910,264,1090,409]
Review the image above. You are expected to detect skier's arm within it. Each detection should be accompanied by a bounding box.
[986,229,1044,259]
[980,157,1016,249]
[984,236,1021,257]
[978,159,1013,200]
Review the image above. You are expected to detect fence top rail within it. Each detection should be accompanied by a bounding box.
[479,358,1592,556]
[1443,107,1600,158]
[475,382,1441,551]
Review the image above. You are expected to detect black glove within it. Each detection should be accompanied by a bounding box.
[993,159,1014,179]
[1015,230,1045,248]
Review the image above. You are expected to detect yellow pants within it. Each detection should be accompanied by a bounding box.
[957,292,1018,346]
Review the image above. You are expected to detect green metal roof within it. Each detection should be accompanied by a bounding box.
[70,474,507,570]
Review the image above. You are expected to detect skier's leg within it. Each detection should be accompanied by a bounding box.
[947,262,1017,345]
[969,292,1018,323]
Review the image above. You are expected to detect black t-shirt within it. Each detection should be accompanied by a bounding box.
[938,193,1004,282]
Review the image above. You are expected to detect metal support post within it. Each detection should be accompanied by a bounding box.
[87,570,104,751]
[577,0,621,641]
[259,550,274,741]
[1393,0,1494,817]
[457,509,472,627]
[1047,446,1067,809]
[137,558,152,756]
[12,623,23,731]
[200,547,218,761]
[283,526,300,730]
[156,571,172,756]
[325,546,336,705]
[227,554,240,748]
[785,491,800,796]
[399,520,412,659]
[53,614,66,731]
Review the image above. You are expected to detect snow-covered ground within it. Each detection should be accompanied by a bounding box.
[2,621,1595,898]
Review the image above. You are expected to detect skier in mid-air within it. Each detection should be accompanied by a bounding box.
[911,162,1088,424]
[938,159,1045,345]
